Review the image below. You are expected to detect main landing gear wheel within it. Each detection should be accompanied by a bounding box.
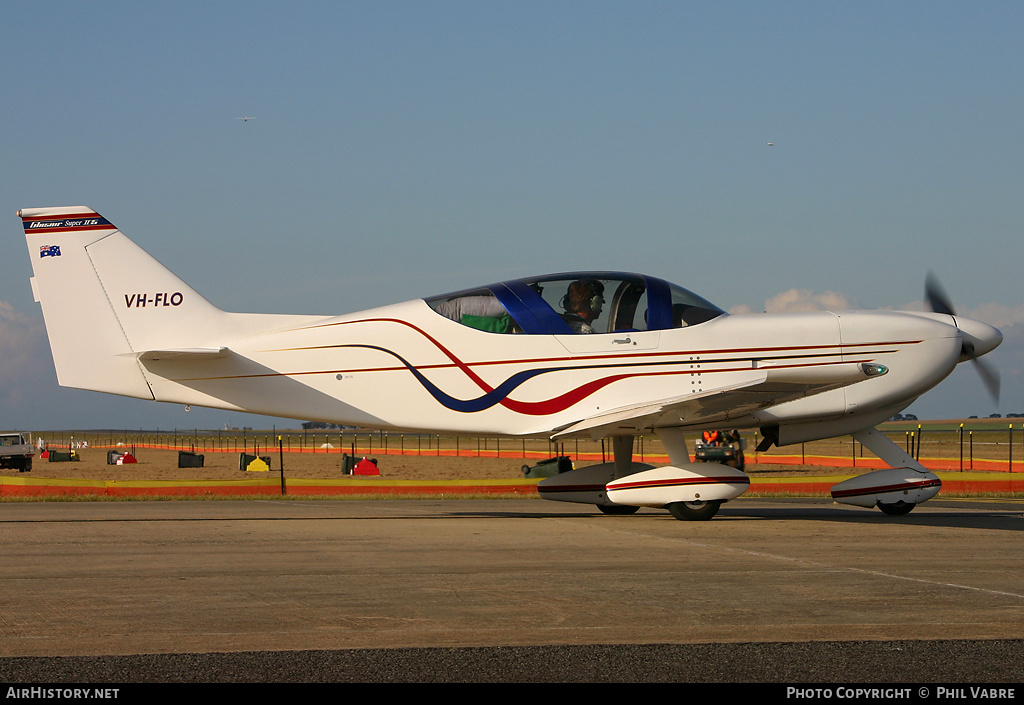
[597,504,640,515]
[877,501,916,516]
[666,500,722,521]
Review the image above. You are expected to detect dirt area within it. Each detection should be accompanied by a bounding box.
[17,420,1015,484]
[18,447,848,483]
[22,449,523,482]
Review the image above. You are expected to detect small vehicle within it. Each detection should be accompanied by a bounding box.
[0,432,35,472]
[694,430,745,471]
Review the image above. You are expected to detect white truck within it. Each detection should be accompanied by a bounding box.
[0,432,34,472]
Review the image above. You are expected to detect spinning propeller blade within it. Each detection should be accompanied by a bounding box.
[925,272,956,316]
[925,272,1000,404]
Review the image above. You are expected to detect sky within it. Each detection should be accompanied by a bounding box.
[1,1,1022,431]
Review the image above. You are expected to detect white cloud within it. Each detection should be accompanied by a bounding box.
[733,288,1024,329]
[963,302,1024,331]
[766,289,862,313]
[0,301,52,413]
[730,288,862,314]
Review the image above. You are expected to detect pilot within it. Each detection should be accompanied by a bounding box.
[561,279,605,334]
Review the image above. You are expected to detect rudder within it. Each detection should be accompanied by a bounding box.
[21,206,224,399]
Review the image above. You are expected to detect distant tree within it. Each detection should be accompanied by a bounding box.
[889,413,918,421]
[301,421,340,430]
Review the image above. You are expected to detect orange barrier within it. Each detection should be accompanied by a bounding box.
[3,473,1022,499]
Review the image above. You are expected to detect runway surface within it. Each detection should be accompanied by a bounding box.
[2,497,1024,682]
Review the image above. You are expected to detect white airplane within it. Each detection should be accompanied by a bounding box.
[20,206,1002,520]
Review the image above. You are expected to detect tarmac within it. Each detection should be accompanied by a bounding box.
[2,496,1024,682]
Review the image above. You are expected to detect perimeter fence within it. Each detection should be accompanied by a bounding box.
[22,422,1024,473]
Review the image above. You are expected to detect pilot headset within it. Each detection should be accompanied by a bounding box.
[562,279,604,314]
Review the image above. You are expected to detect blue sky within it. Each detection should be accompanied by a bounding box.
[1,1,1022,431]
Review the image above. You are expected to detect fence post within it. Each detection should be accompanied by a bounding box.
[959,423,964,472]
[1010,424,1014,472]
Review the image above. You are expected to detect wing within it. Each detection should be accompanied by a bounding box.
[552,361,870,438]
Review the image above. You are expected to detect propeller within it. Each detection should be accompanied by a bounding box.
[925,272,1001,404]
[924,272,956,317]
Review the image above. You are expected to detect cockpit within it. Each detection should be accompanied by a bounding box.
[425,272,725,335]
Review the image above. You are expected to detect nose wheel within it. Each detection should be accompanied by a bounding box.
[877,501,915,516]
[666,500,722,521]
[597,503,640,515]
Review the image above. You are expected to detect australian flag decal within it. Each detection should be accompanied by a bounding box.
[39,245,61,258]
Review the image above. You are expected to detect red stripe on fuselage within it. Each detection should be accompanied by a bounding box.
[173,315,920,416]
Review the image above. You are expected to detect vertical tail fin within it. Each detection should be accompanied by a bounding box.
[21,206,225,398]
